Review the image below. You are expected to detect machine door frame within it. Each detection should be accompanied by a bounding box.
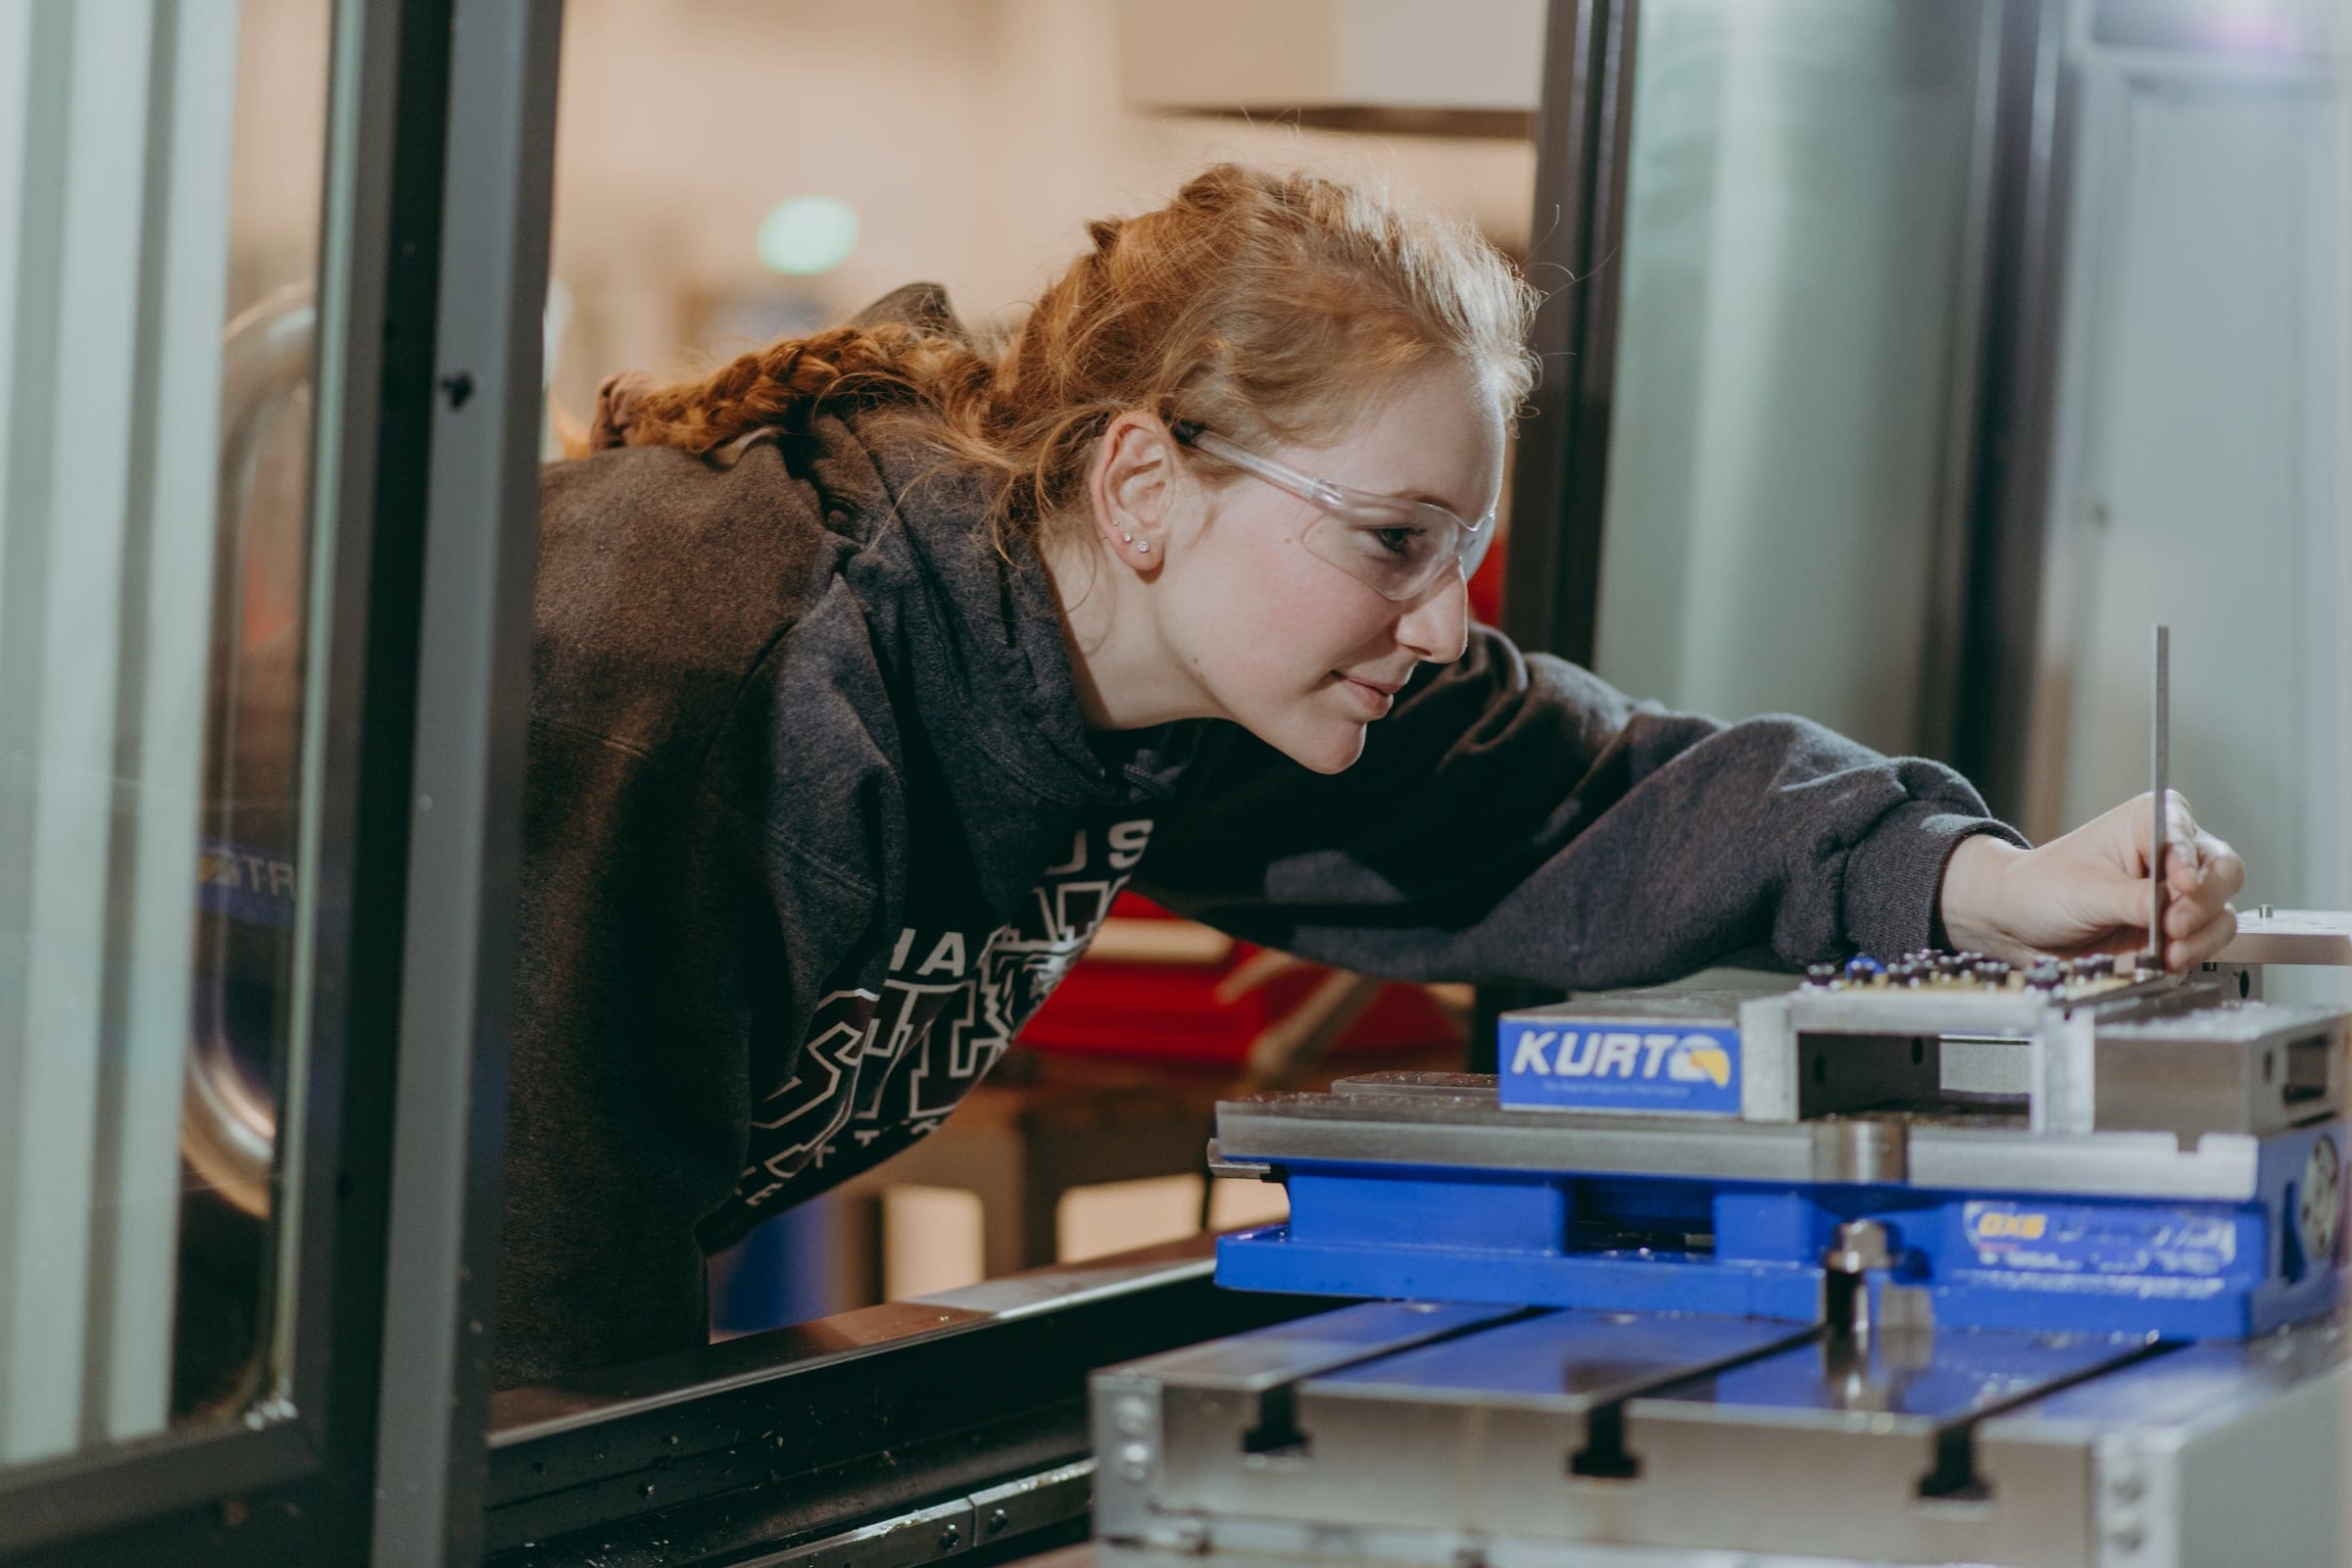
[1500,0,1640,675]
[0,2,558,1564]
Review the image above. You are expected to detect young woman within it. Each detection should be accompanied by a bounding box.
[501,164,2242,1387]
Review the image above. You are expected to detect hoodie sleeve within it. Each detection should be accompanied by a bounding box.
[1133,624,2027,990]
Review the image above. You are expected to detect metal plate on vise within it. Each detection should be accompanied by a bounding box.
[1218,1085,2274,1200]
[2223,909,2352,967]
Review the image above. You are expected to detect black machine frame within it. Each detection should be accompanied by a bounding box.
[479,1257,1322,1567]
[1499,0,1640,677]
[1475,0,1642,1070]
[1949,0,2082,818]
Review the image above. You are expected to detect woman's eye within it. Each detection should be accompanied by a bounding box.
[1367,524,1421,559]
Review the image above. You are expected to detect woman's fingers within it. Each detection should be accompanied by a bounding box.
[2162,823,2236,891]
[2201,835,2245,901]
[2018,793,2247,969]
[2160,823,2239,970]
[2164,835,2243,929]
[2102,795,2243,969]
[2147,805,2245,971]
[2168,903,2239,970]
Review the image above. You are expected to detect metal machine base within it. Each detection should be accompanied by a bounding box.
[1094,1299,2350,1567]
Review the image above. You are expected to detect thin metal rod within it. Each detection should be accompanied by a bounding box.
[2149,624,2169,967]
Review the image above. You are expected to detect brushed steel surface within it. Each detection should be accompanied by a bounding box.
[1091,1305,2350,1568]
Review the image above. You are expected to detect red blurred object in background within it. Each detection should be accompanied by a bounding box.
[1467,516,1506,626]
[1020,892,1462,1064]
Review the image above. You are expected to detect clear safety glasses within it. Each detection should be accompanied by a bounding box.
[1171,420,1494,602]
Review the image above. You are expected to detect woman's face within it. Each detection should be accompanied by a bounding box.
[1155,361,1505,774]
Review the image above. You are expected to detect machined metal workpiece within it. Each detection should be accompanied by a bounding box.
[2090,1000,2349,1142]
[1738,982,2347,1140]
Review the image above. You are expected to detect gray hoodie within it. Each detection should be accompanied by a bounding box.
[496,288,2023,1387]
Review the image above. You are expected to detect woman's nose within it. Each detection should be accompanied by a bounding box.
[1396,568,1470,664]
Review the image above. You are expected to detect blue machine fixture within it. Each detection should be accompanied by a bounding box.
[1212,960,2349,1343]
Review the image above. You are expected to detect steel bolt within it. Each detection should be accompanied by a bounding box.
[938,1523,960,1551]
[986,1506,1010,1536]
[1827,1219,1893,1275]
[1114,1396,1152,1437]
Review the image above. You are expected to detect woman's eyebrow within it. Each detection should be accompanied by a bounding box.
[1338,459,1474,515]
[1356,475,1466,513]
[1407,488,1489,518]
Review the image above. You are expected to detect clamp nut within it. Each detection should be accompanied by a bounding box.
[1826,1219,1894,1275]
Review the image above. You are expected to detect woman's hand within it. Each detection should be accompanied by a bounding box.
[1936,792,2245,969]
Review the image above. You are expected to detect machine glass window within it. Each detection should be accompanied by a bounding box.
[2027,4,2350,994]
[1589,0,2002,760]
[0,0,331,1471]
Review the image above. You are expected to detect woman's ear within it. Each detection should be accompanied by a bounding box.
[1090,412,1178,571]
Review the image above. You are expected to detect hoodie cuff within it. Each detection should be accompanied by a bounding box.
[1839,803,2031,959]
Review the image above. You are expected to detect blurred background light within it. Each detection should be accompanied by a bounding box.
[757,194,859,275]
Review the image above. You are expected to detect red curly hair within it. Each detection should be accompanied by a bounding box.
[590,164,1539,549]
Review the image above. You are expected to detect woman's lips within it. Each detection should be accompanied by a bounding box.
[1337,674,1396,716]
